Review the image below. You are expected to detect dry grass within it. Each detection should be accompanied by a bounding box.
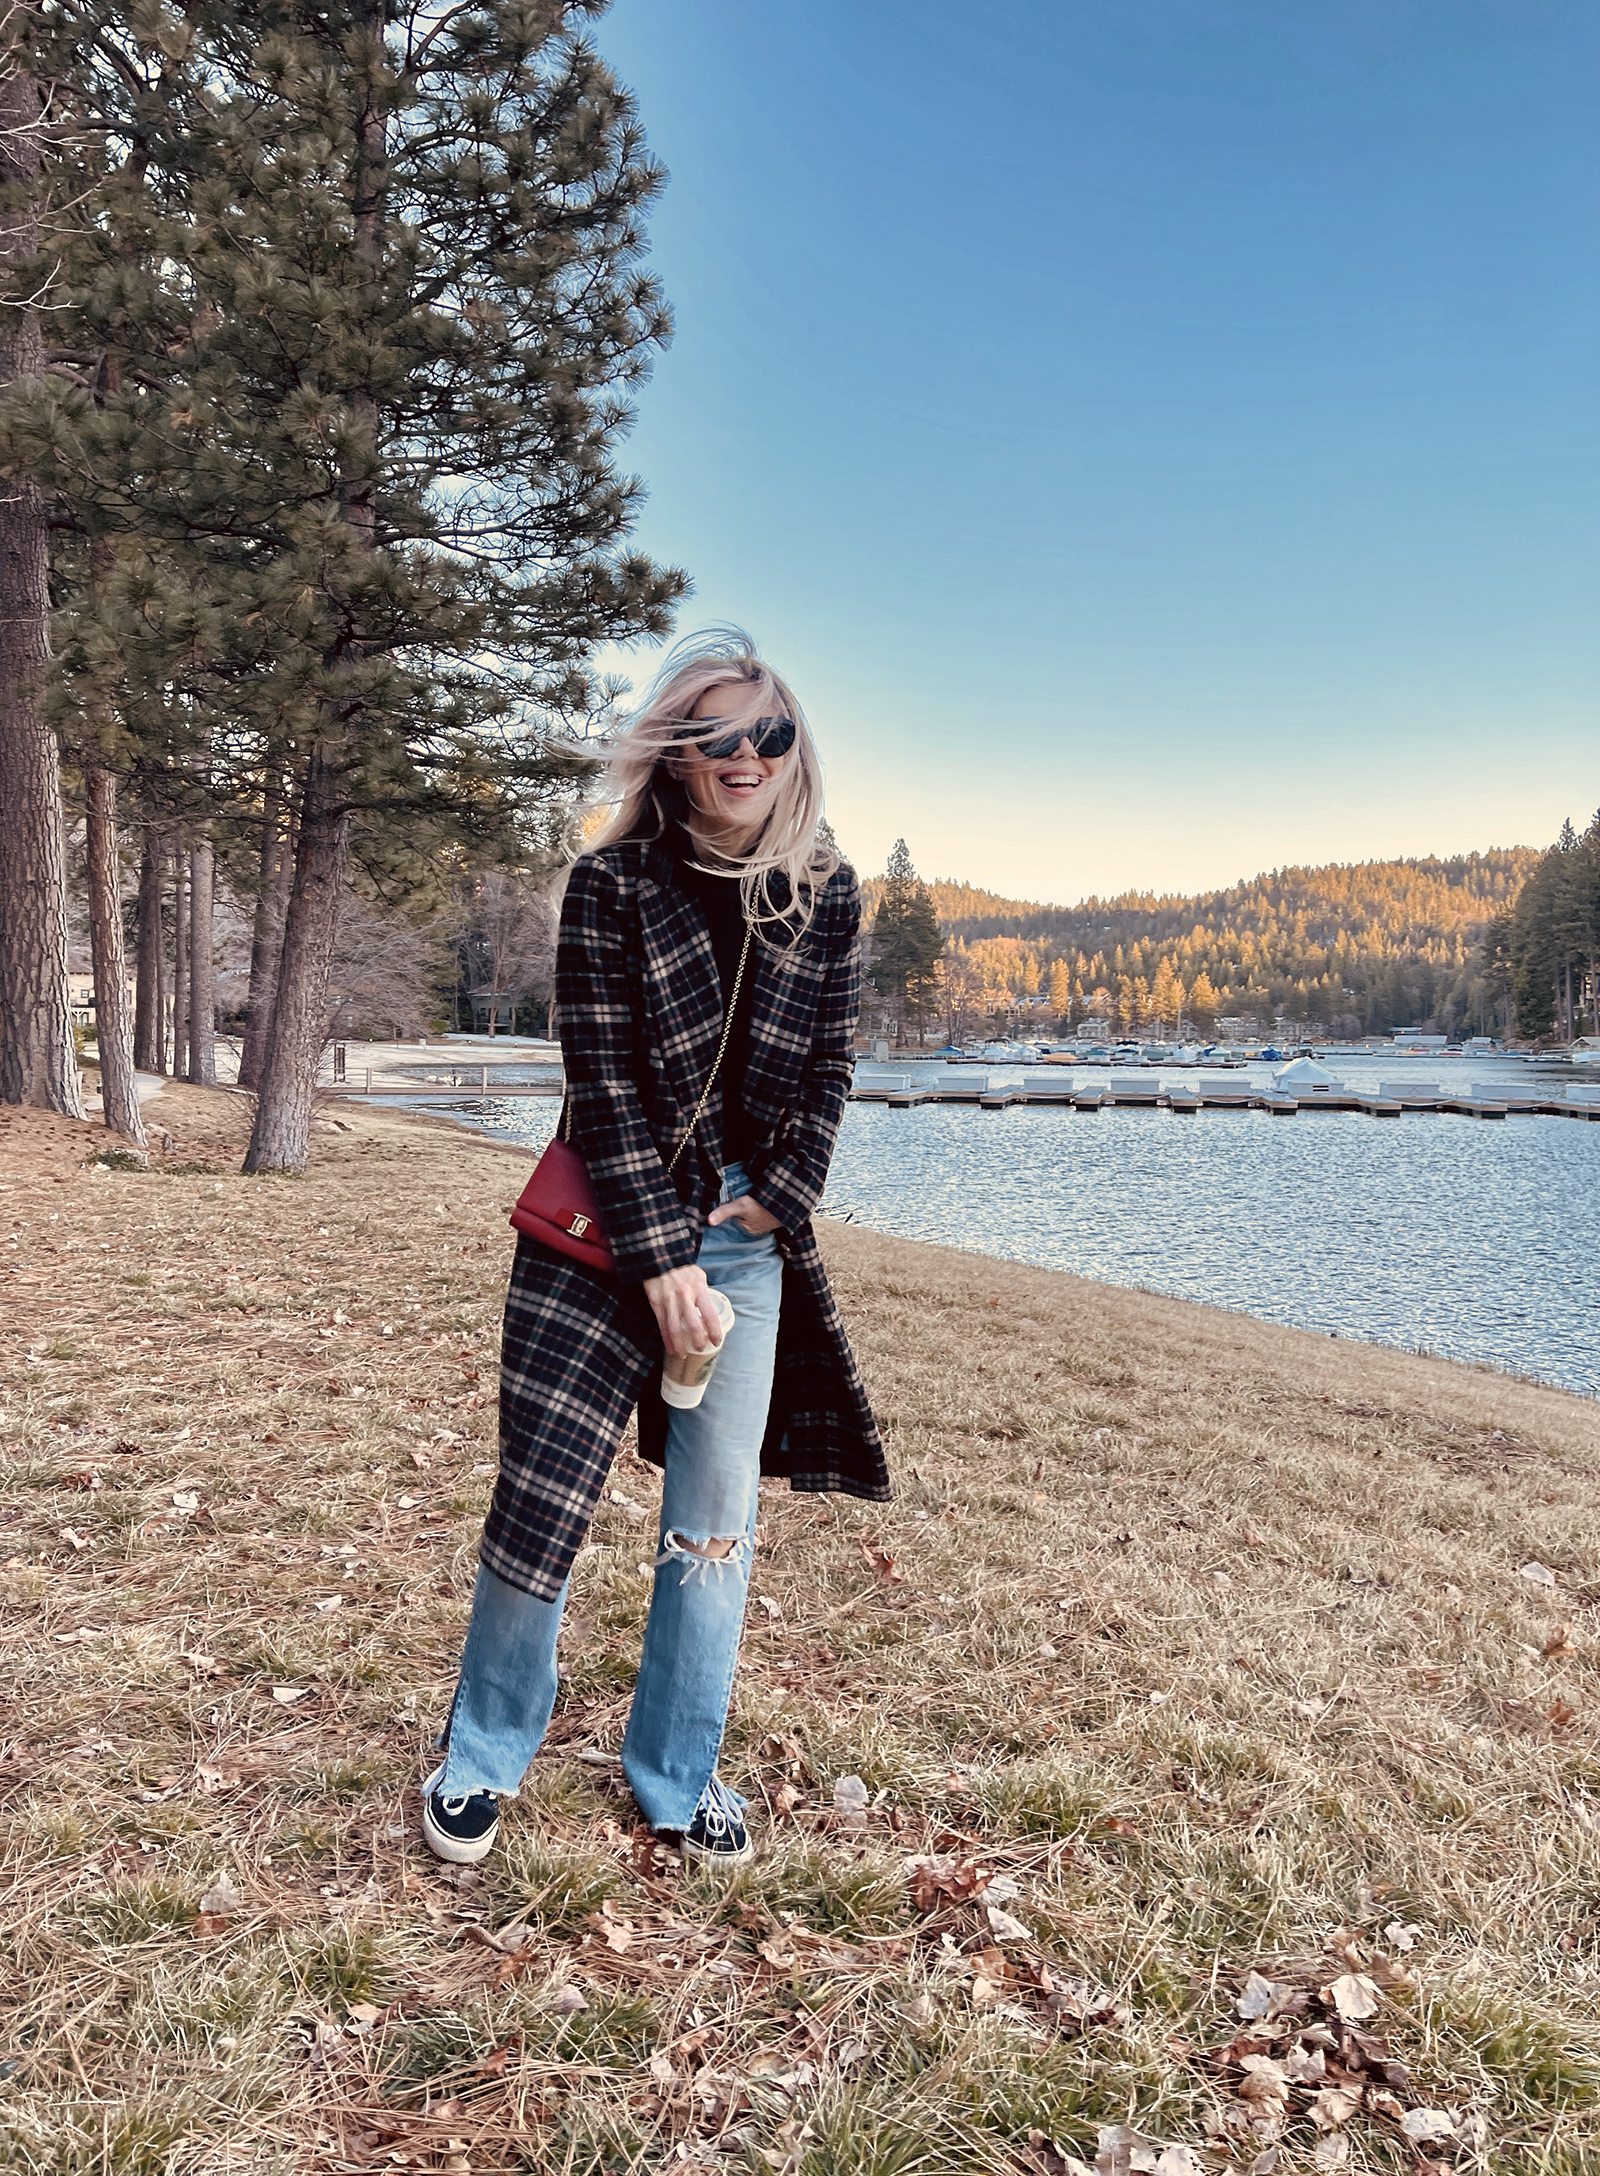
[0,1082,1597,2176]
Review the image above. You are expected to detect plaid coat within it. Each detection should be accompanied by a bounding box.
[481,837,889,1602]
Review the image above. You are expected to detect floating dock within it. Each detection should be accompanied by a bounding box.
[851,1076,1600,1121]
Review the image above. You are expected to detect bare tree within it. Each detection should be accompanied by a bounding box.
[83,767,145,1142]
[325,888,447,1042]
[188,833,216,1084]
[132,828,163,1070]
[460,868,558,1033]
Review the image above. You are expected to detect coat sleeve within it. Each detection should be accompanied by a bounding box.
[747,873,862,1233]
[557,855,701,1283]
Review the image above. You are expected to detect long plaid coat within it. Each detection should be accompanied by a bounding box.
[481,837,889,1602]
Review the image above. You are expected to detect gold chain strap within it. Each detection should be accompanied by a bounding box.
[665,922,754,1173]
[563,923,755,1177]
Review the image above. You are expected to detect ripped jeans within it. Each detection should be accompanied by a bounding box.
[434,1164,782,1833]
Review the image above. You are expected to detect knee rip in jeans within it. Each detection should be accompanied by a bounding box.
[655,1529,749,1584]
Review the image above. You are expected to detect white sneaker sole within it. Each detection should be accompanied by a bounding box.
[678,1831,755,1868]
[419,1764,499,1865]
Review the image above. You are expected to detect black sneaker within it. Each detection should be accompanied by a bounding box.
[675,1777,754,1867]
[420,1763,500,1865]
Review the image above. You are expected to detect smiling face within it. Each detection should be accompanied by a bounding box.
[675,681,793,849]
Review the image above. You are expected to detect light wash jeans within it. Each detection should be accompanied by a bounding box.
[435,1164,782,1832]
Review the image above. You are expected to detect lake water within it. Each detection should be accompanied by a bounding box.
[397,1053,1600,1402]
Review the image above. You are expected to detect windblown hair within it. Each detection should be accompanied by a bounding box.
[586,629,840,942]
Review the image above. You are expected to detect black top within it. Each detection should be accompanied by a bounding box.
[669,828,758,1170]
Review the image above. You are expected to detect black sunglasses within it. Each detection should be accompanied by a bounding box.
[673,714,797,762]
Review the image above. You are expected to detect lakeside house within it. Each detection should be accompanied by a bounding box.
[67,974,137,1033]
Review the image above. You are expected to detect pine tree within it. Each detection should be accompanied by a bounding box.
[1188,969,1220,1034]
[14,0,686,1171]
[867,839,944,1044]
[1150,956,1184,1035]
[0,5,81,1115]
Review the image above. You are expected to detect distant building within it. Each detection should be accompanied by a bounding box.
[467,986,517,1033]
[67,973,137,1032]
[1392,1031,1448,1048]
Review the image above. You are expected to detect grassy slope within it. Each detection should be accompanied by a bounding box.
[0,1087,1597,2175]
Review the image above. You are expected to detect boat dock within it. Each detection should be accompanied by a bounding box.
[854,1076,1600,1121]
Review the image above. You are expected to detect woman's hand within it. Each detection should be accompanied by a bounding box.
[642,1265,728,1357]
[707,1194,783,1237]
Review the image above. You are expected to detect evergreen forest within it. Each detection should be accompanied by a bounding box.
[862,848,1551,1041]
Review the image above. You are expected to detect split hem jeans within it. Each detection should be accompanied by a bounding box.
[434,1165,781,1834]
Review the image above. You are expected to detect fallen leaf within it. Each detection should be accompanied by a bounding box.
[756,1594,783,1618]
[270,1685,309,1705]
[969,1974,999,2006]
[601,1917,633,1954]
[832,1774,869,1817]
[1312,2138,1349,2169]
[312,1595,343,1612]
[648,2052,677,2090]
[1238,1971,1296,2020]
[1548,1699,1579,1728]
[198,1872,243,1915]
[191,1912,228,1939]
[59,1528,90,1552]
[346,2001,381,2029]
[1400,2110,1457,2145]
[1322,1972,1381,2021]
[171,1491,199,1514]
[1519,1561,1558,1587]
[857,1539,904,1583]
[1384,1920,1424,1952]
[1092,2126,1202,2176]
[1024,2129,1097,2176]
[195,1762,233,1793]
[773,1781,801,1817]
[181,1652,221,1675]
[985,1903,1034,1943]
[1310,2085,1361,2131]
[905,1853,992,1911]
[1236,2054,1291,2110]
[546,1985,586,2015]
[1542,1622,1576,1658]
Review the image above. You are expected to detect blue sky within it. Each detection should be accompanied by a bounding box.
[591,0,1599,901]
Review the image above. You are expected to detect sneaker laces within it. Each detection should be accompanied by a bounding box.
[694,1774,746,1839]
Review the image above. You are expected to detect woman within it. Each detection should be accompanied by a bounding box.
[422,633,889,1867]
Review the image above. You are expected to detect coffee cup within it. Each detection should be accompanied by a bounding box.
[660,1287,735,1410]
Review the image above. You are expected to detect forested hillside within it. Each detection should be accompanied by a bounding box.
[861,851,1540,1038]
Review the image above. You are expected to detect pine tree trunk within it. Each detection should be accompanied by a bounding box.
[155,852,171,1071]
[133,829,163,1071]
[84,768,147,1146]
[238,783,289,1091]
[243,752,349,1173]
[188,835,216,1085]
[0,15,82,1117]
[243,7,381,1174]
[172,855,189,1080]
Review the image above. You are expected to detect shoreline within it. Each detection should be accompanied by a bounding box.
[2,1083,1596,2168]
[351,1085,1600,1407]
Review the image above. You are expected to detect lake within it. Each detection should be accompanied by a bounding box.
[398,1053,1600,1402]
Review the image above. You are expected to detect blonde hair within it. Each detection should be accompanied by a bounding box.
[585,628,839,942]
